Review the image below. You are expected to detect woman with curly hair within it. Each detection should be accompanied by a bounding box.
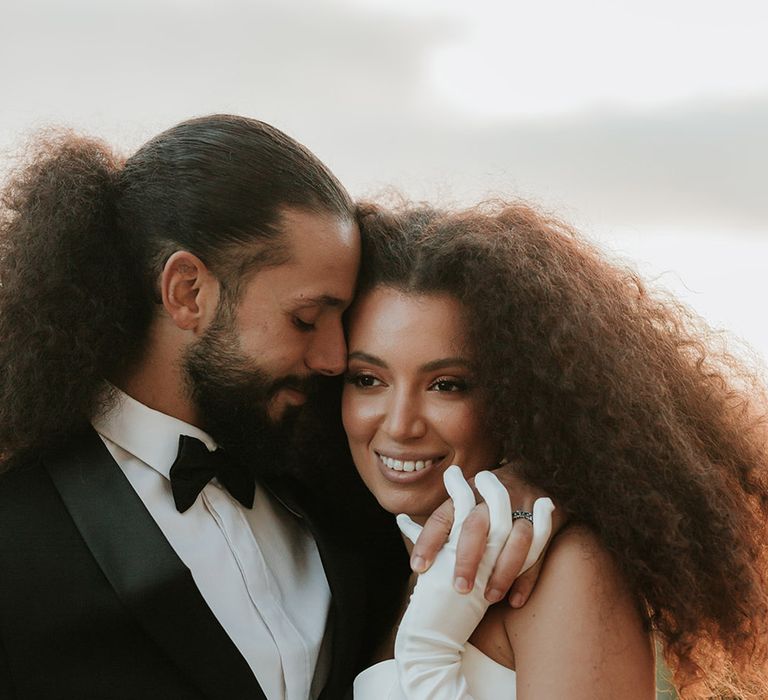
[347,201,768,699]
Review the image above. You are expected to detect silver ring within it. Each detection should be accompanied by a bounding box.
[511,510,533,524]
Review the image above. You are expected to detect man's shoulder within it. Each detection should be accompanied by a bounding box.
[0,431,99,523]
[0,451,48,494]
[0,453,59,535]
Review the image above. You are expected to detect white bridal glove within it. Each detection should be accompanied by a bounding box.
[393,466,555,700]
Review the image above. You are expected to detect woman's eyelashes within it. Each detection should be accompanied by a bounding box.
[344,371,383,388]
[429,377,470,393]
[344,370,471,393]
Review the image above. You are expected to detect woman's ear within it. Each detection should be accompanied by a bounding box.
[160,251,220,332]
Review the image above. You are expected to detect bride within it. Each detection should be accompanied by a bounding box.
[342,201,768,699]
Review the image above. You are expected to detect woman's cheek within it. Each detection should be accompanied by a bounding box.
[342,390,379,442]
[443,401,496,472]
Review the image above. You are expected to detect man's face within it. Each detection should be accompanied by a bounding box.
[183,208,360,471]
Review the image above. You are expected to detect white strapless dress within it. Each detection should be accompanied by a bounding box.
[353,642,517,699]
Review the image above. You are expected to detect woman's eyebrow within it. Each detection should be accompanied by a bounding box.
[420,358,472,372]
[347,352,471,373]
[347,351,387,368]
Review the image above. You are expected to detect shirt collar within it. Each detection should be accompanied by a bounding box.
[92,386,217,480]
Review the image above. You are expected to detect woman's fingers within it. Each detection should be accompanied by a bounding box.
[453,503,490,593]
[482,497,555,602]
[519,497,555,573]
[443,465,476,539]
[507,558,543,608]
[410,467,552,590]
[409,498,454,573]
[411,466,485,591]
[396,513,423,545]
[474,471,512,546]
[482,518,534,602]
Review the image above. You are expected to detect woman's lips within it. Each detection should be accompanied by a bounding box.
[375,451,446,481]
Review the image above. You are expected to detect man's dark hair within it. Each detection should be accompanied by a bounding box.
[0,114,354,465]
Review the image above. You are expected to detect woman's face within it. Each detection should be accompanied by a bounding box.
[342,286,499,521]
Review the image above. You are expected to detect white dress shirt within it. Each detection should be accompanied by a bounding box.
[92,389,332,700]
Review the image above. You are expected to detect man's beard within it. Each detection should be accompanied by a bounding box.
[182,306,320,481]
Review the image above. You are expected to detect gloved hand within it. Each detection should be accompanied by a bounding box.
[394,466,554,699]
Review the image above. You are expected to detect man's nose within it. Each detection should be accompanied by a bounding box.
[305,321,347,376]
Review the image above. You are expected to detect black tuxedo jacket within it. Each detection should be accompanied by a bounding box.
[0,429,409,699]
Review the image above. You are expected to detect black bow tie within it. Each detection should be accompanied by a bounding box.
[169,435,255,513]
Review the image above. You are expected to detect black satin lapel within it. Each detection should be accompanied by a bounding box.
[45,429,266,700]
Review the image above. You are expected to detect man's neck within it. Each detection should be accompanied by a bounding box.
[114,324,201,428]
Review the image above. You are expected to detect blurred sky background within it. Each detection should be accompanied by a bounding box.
[2,0,767,368]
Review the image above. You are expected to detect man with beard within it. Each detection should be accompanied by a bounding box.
[0,115,542,700]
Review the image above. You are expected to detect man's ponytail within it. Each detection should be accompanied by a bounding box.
[0,133,151,464]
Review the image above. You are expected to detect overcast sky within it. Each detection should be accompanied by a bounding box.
[2,0,766,225]
[2,0,767,358]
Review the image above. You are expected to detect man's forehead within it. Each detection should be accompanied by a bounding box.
[273,210,359,305]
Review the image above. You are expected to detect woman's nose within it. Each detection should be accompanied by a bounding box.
[382,390,427,441]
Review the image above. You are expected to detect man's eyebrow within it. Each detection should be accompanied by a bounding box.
[347,353,472,373]
[294,294,348,308]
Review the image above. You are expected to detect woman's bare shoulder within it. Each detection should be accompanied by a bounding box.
[502,524,655,699]
[539,524,621,588]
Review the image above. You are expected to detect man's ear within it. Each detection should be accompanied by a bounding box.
[160,251,220,332]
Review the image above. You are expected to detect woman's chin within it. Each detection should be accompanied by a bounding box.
[376,491,440,524]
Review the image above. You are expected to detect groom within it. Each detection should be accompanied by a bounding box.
[0,115,540,699]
